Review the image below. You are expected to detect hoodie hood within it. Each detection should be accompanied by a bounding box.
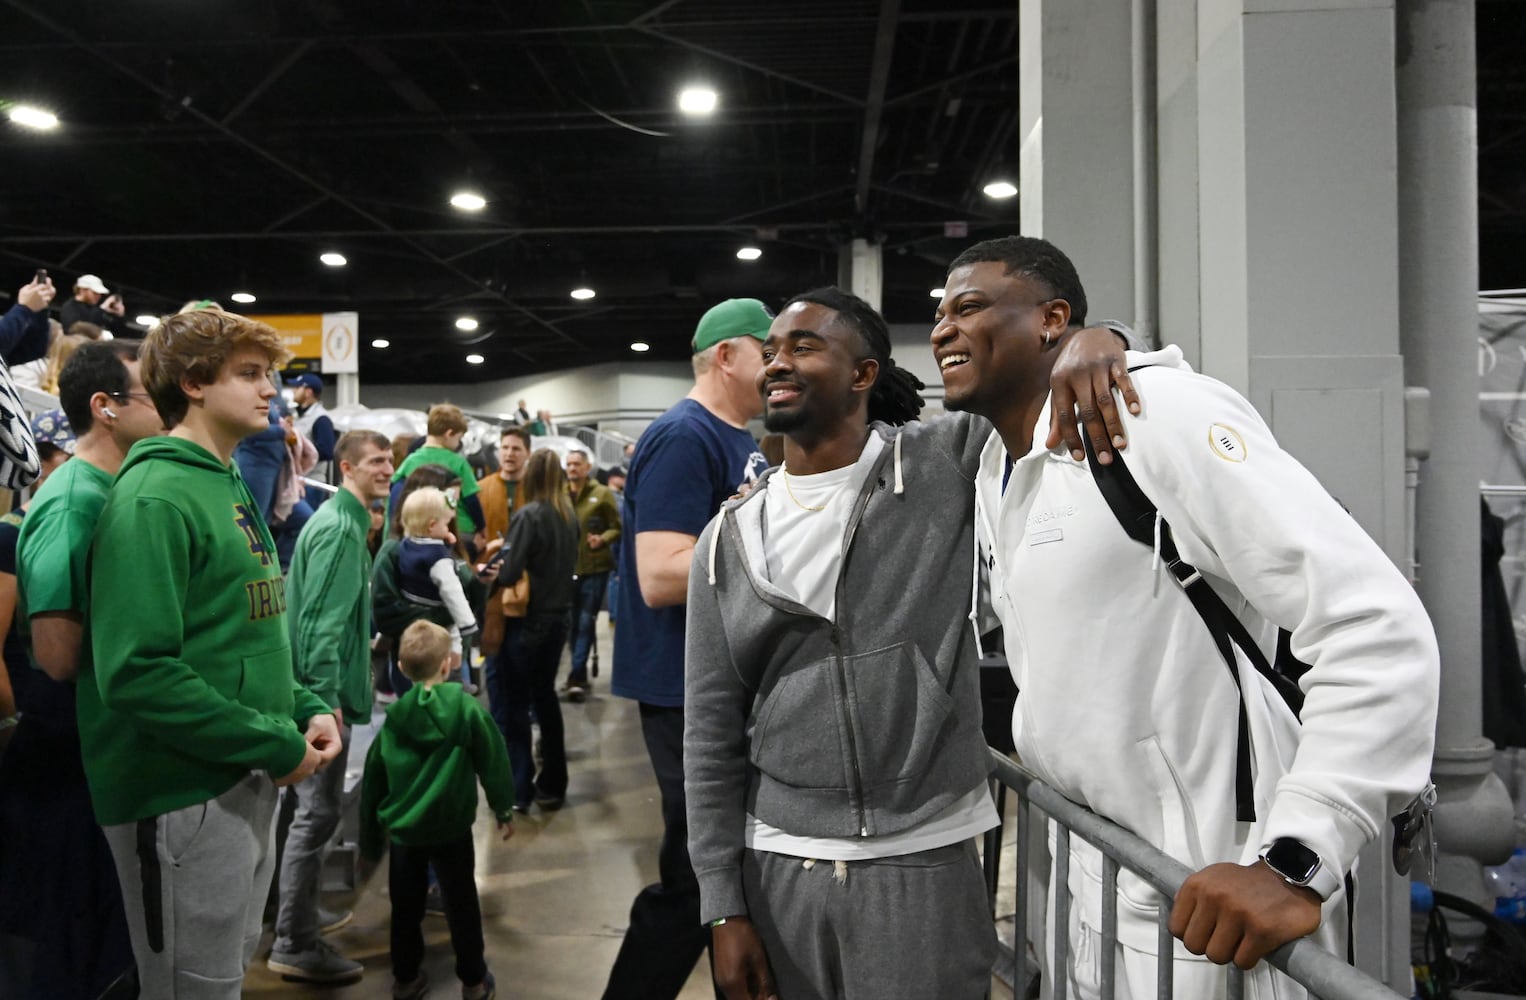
[117,435,235,481]
[384,681,470,752]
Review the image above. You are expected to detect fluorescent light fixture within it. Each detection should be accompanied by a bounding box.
[570,287,596,300]
[8,105,58,130]
[371,338,391,349]
[320,252,347,267]
[455,317,479,331]
[929,288,946,298]
[466,353,485,365]
[230,291,256,304]
[982,180,1018,199]
[449,190,487,211]
[736,246,762,261]
[630,341,651,353]
[134,314,158,326]
[678,86,718,116]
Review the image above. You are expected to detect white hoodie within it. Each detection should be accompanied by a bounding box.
[975,348,1438,955]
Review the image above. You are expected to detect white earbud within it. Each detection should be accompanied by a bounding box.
[102,406,118,419]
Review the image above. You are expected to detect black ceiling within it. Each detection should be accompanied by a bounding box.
[1,1,1522,385]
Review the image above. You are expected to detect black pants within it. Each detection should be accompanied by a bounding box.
[389,836,487,988]
[601,704,716,1000]
[499,612,570,802]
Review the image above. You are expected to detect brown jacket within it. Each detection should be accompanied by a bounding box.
[476,473,530,653]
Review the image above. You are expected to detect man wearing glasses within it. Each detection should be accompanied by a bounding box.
[14,340,163,998]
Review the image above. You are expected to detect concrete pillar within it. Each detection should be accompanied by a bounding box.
[838,238,883,312]
[1397,0,1515,917]
[337,372,360,409]
[1018,0,1136,324]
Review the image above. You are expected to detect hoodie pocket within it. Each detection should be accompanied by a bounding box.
[842,642,955,791]
[238,646,296,715]
[749,659,848,790]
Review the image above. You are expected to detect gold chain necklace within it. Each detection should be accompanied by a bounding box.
[781,465,830,512]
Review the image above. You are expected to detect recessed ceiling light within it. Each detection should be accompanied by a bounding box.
[371,338,391,349]
[466,353,485,365]
[8,105,58,130]
[678,86,718,116]
[570,287,596,300]
[230,291,256,304]
[449,190,487,211]
[982,180,1018,199]
[455,317,479,331]
[630,341,651,353]
[134,314,158,326]
[736,247,762,261]
[929,288,946,298]
[320,252,347,267]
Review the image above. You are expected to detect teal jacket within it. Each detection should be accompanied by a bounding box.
[85,436,330,825]
[287,488,374,719]
[359,681,515,857]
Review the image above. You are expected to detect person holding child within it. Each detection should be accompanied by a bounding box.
[360,619,515,1000]
[397,485,481,674]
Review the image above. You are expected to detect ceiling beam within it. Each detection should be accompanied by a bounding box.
[221,39,316,126]
[633,24,866,107]
[855,0,901,215]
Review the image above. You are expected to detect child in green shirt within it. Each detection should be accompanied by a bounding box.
[361,620,514,1000]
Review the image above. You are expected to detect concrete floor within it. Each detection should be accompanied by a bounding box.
[242,617,1018,998]
[243,619,718,999]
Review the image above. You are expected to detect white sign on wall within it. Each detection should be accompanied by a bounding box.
[322,312,359,374]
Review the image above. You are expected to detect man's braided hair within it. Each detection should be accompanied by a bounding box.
[783,286,925,426]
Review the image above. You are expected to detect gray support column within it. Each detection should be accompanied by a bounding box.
[337,372,359,408]
[1397,0,1515,917]
[837,238,883,312]
[1019,0,1136,323]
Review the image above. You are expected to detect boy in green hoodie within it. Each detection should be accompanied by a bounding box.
[361,619,514,1000]
[86,308,341,999]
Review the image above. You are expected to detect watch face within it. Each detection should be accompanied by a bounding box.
[1265,838,1321,885]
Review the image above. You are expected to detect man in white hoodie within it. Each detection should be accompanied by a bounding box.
[934,235,1439,998]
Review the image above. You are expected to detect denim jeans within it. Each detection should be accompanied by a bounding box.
[566,572,608,686]
[272,724,352,953]
[496,613,569,804]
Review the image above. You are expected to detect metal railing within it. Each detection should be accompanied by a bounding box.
[983,749,1403,1000]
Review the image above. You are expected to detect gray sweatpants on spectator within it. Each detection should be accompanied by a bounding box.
[742,840,996,1000]
[102,773,279,1000]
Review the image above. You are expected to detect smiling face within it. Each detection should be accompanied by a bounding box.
[757,301,876,438]
[931,261,1069,420]
[345,441,395,504]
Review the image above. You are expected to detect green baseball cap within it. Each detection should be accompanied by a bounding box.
[691,298,774,353]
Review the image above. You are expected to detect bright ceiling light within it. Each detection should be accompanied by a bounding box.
[982,180,1018,199]
[678,86,718,116]
[630,341,651,353]
[570,287,596,300]
[455,317,479,331]
[320,252,347,267]
[8,105,59,130]
[230,291,256,304]
[134,314,158,326]
[736,246,762,261]
[929,288,946,298]
[371,338,391,349]
[466,353,485,365]
[449,190,487,211]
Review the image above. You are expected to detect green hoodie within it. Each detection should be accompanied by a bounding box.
[359,681,515,858]
[84,436,330,825]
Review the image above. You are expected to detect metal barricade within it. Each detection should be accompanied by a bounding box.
[983,749,1403,1000]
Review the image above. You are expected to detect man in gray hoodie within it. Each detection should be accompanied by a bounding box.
[683,287,1135,1000]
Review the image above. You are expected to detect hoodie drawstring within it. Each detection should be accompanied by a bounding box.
[707,508,726,585]
[892,430,904,495]
[800,858,850,885]
[968,513,986,661]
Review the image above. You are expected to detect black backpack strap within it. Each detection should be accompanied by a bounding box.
[1083,435,1303,823]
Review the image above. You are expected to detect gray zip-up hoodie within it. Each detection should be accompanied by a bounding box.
[683,414,993,925]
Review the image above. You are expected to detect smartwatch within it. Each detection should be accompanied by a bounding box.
[1260,838,1340,900]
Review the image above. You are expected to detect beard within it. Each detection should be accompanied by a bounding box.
[763,404,810,434]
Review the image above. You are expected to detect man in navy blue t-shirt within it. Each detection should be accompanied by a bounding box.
[604,299,771,999]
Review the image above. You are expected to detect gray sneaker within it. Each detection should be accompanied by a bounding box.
[267,938,364,983]
[318,906,354,934]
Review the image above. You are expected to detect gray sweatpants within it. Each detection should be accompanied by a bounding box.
[103,773,279,1000]
[742,840,996,1000]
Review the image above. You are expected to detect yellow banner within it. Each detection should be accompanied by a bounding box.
[249,314,324,361]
